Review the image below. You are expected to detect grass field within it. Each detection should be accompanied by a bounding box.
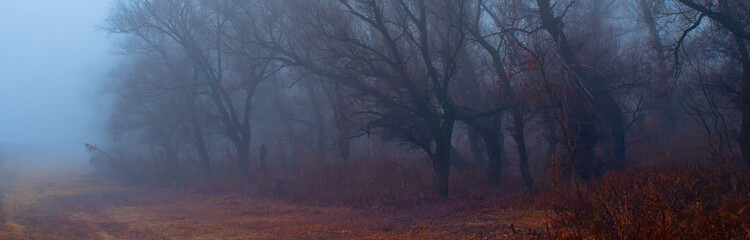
[0,168,547,239]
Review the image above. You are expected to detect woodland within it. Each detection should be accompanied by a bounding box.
[81,0,750,238]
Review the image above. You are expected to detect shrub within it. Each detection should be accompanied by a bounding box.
[547,165,750,239]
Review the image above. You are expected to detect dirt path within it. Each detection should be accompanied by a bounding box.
[0,169,548,239]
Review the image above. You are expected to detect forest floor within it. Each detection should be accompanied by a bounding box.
[0,167,549,239]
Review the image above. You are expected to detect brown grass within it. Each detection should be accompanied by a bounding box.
[197,158,533,210]
[0,168,548,239]
[545,165,750,239]
[56,152,750,239]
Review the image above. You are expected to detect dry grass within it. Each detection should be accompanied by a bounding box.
[0,168,547,239]
[200,159,531,209]
[10,154,748,239]
[545,165,750,239]
[252,160,433,208]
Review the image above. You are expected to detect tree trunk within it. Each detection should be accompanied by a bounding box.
[162,135,180,181]
[639,0,677,130]
[736,37,750,167]
[192,125,212,177]
[543,111,559,168]
[537,0,618,179]
[450,145,473,171]
[187,95,212,176]
[433,120,455,197]
[566,100,602,180]
[236,137,251,175]
[467,128,486,168]
[259,143,268,173]
[340,133,351,164]
[602,96,627,170]
[273,81,300,160]
[331,84,351,165]
[483,131,504,186]
[512,108,534,189]
[162,139,181,186]
[316,124,327,158]
[570,119,600,181]
[456,47,486,169]
[465,119,506,185]
[639,0,668,87]
[309,86,328,158]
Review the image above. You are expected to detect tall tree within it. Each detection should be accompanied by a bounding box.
[677,0,750,167]
[535,0,627,179]
[257,0,511,195]
[108,0,279,175]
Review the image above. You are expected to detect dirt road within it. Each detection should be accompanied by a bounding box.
[0,168,547,239]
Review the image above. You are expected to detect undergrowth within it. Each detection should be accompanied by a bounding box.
[546,165,750,239]
[91,148,750,239]
[205,160,528,208]
[255,160,434,208]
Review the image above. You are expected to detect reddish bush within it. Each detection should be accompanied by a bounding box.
[546,165,750,239]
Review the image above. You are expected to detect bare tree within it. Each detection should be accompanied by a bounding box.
[256,0,516,196]
[676,0,750,167]
[462,0,538,188]
[535,0,627,180]
[108,0,280,175]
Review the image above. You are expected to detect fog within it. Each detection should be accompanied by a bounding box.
[0,0,747,238]
[0,0,113,166]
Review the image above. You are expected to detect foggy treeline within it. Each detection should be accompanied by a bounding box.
[96,0,750,196]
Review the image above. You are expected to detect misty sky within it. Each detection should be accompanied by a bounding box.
[0,0,114,158]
